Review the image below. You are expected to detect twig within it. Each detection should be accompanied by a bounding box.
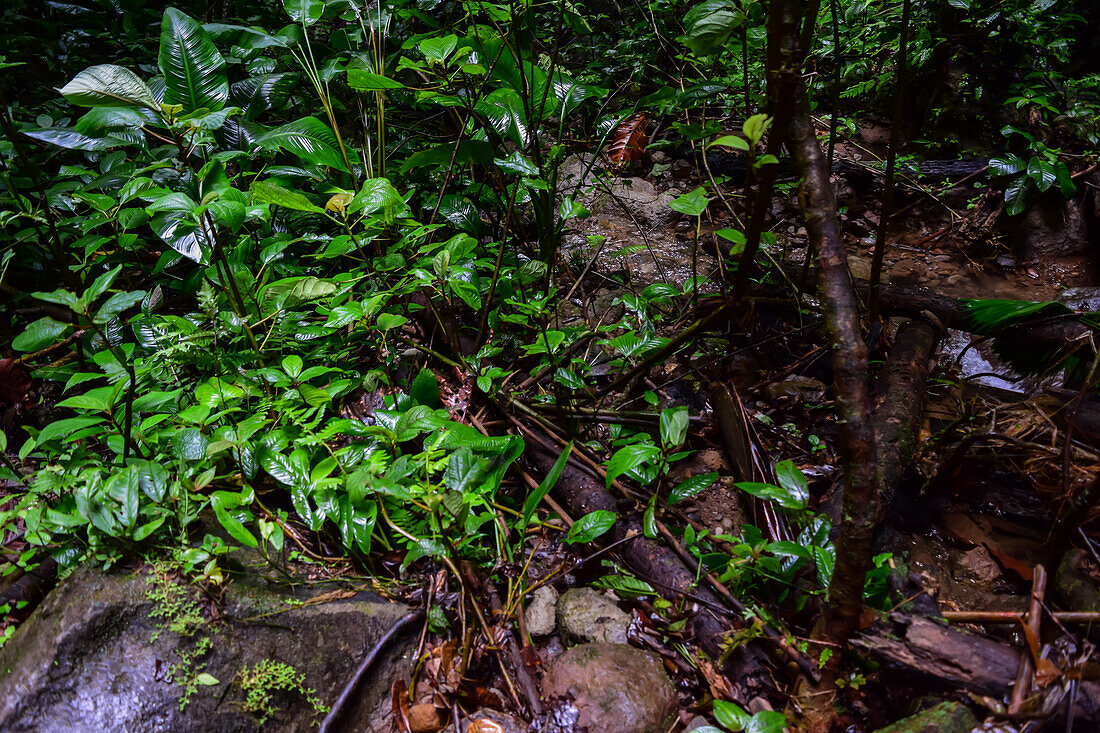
[319,609,423,733]
[1009,563,1047,714]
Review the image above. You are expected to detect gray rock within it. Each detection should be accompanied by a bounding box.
[524,585,558,637]
[1020,198,1091,259]
[592,178,676,229]
[873,701,978,733]
[541,643,677,733]
[556,588,629,644]
[0,563,415,732]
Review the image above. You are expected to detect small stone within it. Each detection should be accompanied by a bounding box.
[954,545,1000,585]
[524,585,558,637]
[557,588,630,644]
[795,226,807,237]
[671,159,693,180]
[541,643,678,733]
[685,715,712,732]
[409,703,443,733]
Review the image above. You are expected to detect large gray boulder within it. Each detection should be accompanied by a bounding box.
[0,561,415,732]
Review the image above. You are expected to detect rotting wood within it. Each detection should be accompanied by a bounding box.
[851,613,1020,697]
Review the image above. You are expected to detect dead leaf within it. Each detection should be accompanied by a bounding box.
[607,114,649,166]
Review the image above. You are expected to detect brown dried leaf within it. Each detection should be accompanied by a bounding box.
[607,114,649,166]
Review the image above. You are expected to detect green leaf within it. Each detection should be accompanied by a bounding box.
[254,117,349,172]
[670,187,708,217]
[347,69,406,90]
[57,386,116,413]
[347,178,404,218]
[713,701,752,732]
[419,35,458,64]
[283,0,325,25]
[683,0,742,56]
[105,467,140,528]
[251,179,324,213]
[659,406,690,449]
[643,494,658,538]
[445,447,486,492]
[564,510,616,544]
[669,472,718,504]
[523,442,572,527]
[592,574,655,598]
[85,266,122,303]
[990,154,1026,176]
[400,140,495,172]
[22,128,139,151]
[957,298,1072,335]
[775,460,809,507]
[94,291,144,324]
[1027,156,1057,192]
[1004,180,1029,216]
[742,114,773,146]
[194,673,221,686]
[474,88,529,146]
[298,384,331,407]
[159,7,229,113]
[707,134,749,151]
[59,65,158,110]
[211,491,258,548]
[410,369,442,407]
[768,540,812,559]
[606,443,661,487]
[737,481,806,510]
[38,416,104,443]
[13,317,71,352]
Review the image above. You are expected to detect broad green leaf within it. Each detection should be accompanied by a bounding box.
[75,107,147,134]
[474,88,529,147]
[742,114,772,146]
[990,154,1026,176]
[253,117,349,172]
[195,377,245,407]
[775,460,809,507]
[708,134,749,151]
[298,384,332,407]
[564,510,616,544]
[683,0,742,56]
[251,179,324,213]
[419,35,458,64]
[1004,175,1030,216]
[737,481,806,510]
[38,417,104,443]
[194,673,221,686]
[592,574,655,597]
[211,491,258,548]
[445,447,486,492]
[85,266,122,303]
[94,291,144,324]
[283,0,325,25]
[669,472,718,504]
[13,317,71,352]
[59,65,158,109]
[1026,156,1057,192]
[347,69,406,90]
[159,7,229,113]
[605,443,661,487]
[957,298,1072,335]
[348,177,404,218]
[410,369,441,407]
[400,140,495,172]
[670,187,708,217]
[57,386,116,413]
[659,406,690,449]
[149,211,213,264]
[105,467,140,528]
[768,540,813,559]
[23,127,140,151]
[713,701,752,732]
[523,442,572,527]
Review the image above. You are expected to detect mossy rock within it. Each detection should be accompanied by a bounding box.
[0,563,414,732]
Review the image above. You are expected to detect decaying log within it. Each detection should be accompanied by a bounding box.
[851,613,1020,697]
[872,319,942,517]
[869,281,1093,356]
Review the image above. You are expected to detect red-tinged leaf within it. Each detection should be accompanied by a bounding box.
[391,679,412,733]
[0,359,32,405]
[607,113,649,166]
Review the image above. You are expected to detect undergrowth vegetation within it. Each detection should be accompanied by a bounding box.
[0,0,1097,703]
